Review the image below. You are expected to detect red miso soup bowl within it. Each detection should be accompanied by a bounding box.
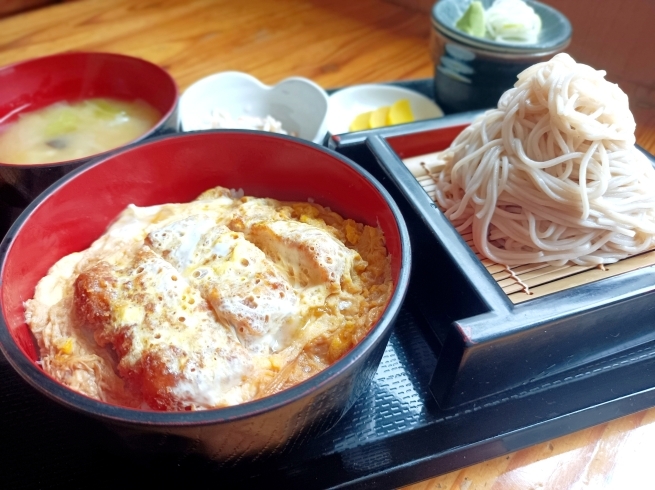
[0,51,179,237]
[0,130,411,462]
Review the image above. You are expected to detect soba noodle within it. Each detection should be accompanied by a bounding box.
[431,53,655,266]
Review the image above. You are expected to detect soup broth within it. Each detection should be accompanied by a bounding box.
[0,98,161,164]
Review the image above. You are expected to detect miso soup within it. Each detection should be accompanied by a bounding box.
[0,98,162,164]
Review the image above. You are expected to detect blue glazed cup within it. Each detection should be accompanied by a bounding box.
[430,0,572,114]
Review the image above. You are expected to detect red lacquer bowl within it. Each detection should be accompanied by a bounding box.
[0,51,179,237]
[0,130,411,462]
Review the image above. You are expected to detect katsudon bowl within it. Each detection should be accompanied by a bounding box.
[0,130,411,462]
[0,51,179,238]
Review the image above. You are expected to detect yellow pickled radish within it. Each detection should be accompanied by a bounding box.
[387,99,414,125]
[369,106,390,129]
[349,111,372,131]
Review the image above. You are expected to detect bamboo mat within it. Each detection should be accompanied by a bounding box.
[402,152,655,304]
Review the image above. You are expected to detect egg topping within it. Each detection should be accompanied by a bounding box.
[25,187,393,411]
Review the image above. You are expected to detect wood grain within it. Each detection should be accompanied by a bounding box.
[545,0,655,147]
[1,1,655,489]
[0,0,433,92]
[0,0,58,18]
[405,409,655,490]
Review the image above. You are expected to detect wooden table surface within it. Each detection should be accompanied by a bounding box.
[1,0,654,488]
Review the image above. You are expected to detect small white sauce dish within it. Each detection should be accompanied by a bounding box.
[179,71,329,144]
[326,84,444,135]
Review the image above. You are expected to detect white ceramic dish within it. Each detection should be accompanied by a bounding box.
[179,71,329,144]
[326,84,444,135]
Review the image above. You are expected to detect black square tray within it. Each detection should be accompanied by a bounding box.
[328,110,655,410]
[4,80,655,489]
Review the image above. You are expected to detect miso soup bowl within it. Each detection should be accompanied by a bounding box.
[0,130,411,463]
[0,51,179,237]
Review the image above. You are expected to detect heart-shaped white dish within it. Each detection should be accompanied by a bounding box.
[179,71,329,144]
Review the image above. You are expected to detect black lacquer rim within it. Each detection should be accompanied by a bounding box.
[0,129,412,427]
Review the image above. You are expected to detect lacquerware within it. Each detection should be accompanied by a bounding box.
[330,111,655,409]
[5,104,655,487]
[0,130,411,462]
[0,52,179,237]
